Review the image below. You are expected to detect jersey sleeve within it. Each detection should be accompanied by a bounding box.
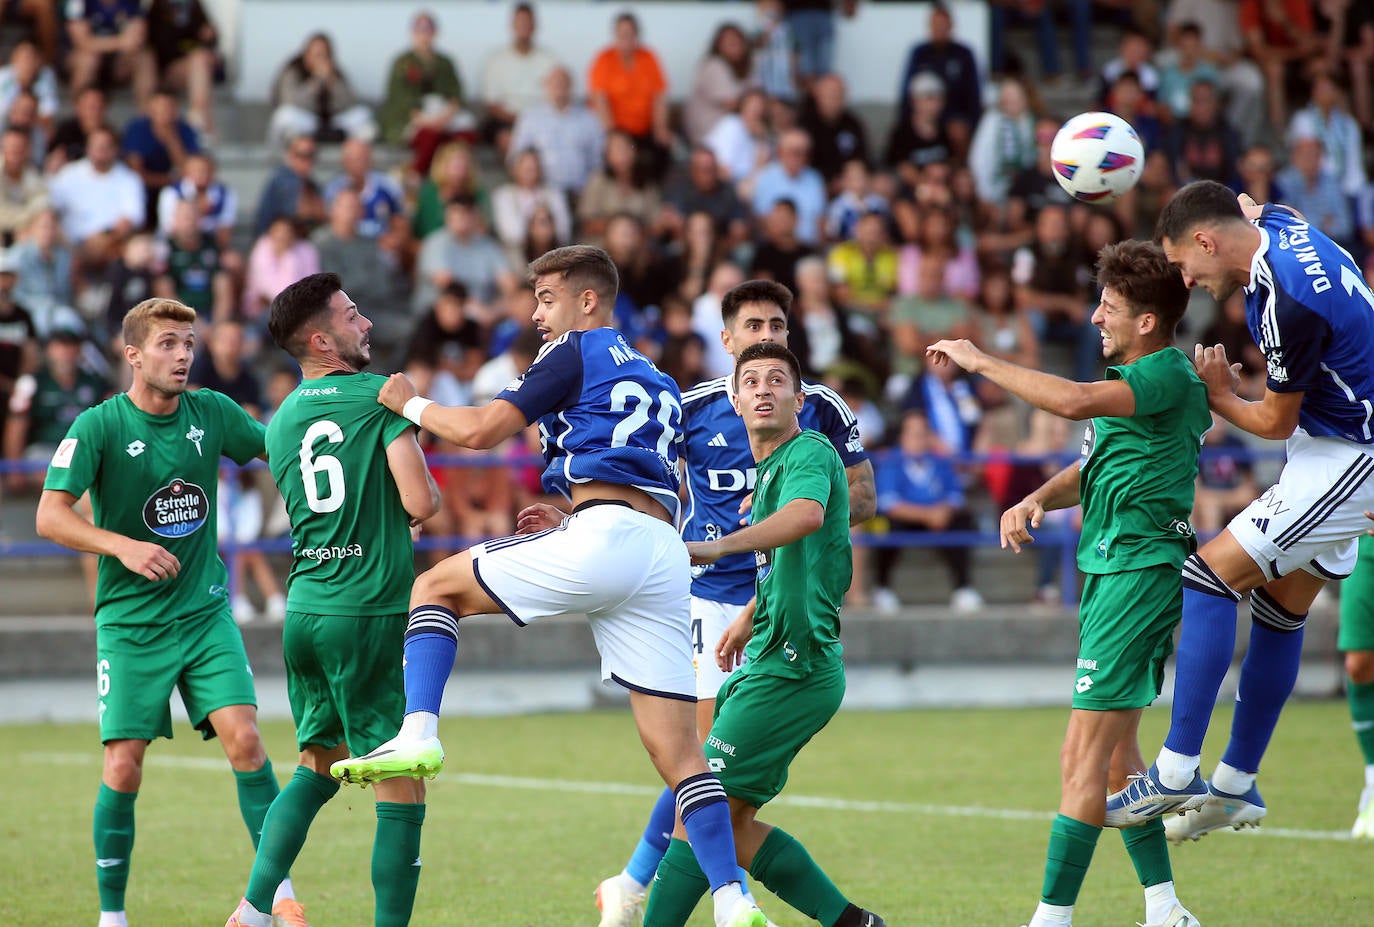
[1108,351,1192,417]
[496,333,583,424]
[1262,281,1329,393]
[42,407,101,497]
[807,384,867,467]
[212,391,267,464]
[778,438,838,510]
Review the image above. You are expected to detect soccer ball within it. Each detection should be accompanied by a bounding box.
[1049,112,1144,204]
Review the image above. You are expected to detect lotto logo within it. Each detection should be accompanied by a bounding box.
[708,757,726,773]
[1075,675,1094,694]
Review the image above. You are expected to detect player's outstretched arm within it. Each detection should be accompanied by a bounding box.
[926,339,1136,421]
[845,459,876,524]
[1000,461,1081,554]
[385,430,442,523]
[1194,343,1303,440]
[688,498,825,564]
[36,489,180,581]
[379,373,529,450]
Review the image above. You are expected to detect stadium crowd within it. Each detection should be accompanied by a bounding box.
[0,0,1370,618]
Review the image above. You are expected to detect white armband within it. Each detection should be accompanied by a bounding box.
[402,396,434,427]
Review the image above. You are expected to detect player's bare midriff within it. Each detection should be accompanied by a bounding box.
[571,480,672,524]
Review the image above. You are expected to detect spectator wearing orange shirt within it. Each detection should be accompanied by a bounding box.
[587,12,672,180]
[1239,0,1322,131]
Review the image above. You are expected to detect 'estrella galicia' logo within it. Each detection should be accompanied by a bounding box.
[142,479,209,538]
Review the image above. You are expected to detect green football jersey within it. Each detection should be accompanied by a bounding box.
[43,389,265,626]
[265,372,416,617]
[1077,346,1211,574]
[742,429,850,679]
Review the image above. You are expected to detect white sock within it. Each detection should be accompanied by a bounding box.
[711,881,748,924]
[235,901,272,927]
[618,870,648,894]
[399,711,439,741]
[1364,764,1374,788]
[1211,761,1255,796]
[1143,881,1179,925]
[273,877,295,906]
[98,912,128,927]
[1154,747,1200,790]
[1028,901,1073,926]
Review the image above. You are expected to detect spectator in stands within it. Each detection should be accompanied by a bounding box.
[604,211,678,344]
[4,325,106,491]
[268,32,377,146]
[64,0,155,103]
[9,209,76,337]
[890,247,974,381]
[870,409,982,615]
[896,4,980,156]
[322,138,406,250]
[0,127,47,246]
[253,135,324,237]
[1163,78,1240,187]
[1098,26,1160,102]
[704,86,773,192]
[309,188,405,364]
[507,65,604,200]
[242,216,319,325]
[491,148,572,266]
[48,126,142,270]
[1105,69,1164,156]
[156,150,236,249]
[987,0,1091,83]
[1157,21,1219,121]
[996,116,1075,253]
[798,72,868,188]
[1236,144,1283,206]
[1193,412,1259,536]
[884,71,952,189]
[0,0,57,67]
[1324,0,1374,130]
[160,198,232,321]
[45,85,107,172]
[1127,149,1179,239]
[660,146,750,250]
[827,209,896,323]
[481,2,559,157]
[790,253,866,377]
[659,328,708,391]
[975,266,1038,371]
[897,205,978,302]
[1011,203,1097,382]
[1240,0,1321,131]
[520,203,565,268]
[902,347,981,454]
[6,89,47,166]
[413,193,514,316]
[145,0,220,138]
[121,87,200,217]
[753,0,797,104]
[686,260,743,377]
[577,128,661,244]
[783,0,855,87]
[0,41,58,139]
[968,76,1037,220]
[411,140,488,241]
[1288,69,1367,198]
[1164,0,1267,145]
[1276,132,1354,247]
[685,22,756,145]
[752,127,827,245]
[823,158,886,244]
[749,197,812,297]
[379,11,474,176]
[102,232,159,341]
[1200,290,1266,399]
[673,210,723,304]
[587,12,672,180]
[0,249,37,438]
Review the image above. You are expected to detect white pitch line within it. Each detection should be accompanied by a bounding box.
[24,752,1351,842]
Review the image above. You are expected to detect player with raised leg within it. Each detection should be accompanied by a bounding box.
[928,240,1209,927]
[329,245,768,927]
[225,273,442,927]
[643,341,885,927]
[594,279,875,927]
[35,298,306,927]
[1099,181,1374,842]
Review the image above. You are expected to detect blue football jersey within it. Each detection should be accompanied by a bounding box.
[680,375,867,604]
[497,327,684,519]
[1248,205,1374,443]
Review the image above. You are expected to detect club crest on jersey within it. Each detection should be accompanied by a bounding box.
[142,478,209,538]
[186,424,205,456]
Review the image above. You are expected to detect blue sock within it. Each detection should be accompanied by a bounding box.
[1165,558,1242,757]
[675,772,739,892]
[402,605,459,716]
[626,786,677,886]
[1221,591,1306,774]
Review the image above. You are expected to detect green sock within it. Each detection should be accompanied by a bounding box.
[1041,814,1101,906]
[748,827,850,927]
[244,767,337,913]
[643,838,710,927]
[1349,679,1374,765]
[1120,818,1172,886]
[93,784,137,912]
[235,759,282,850]
[373,802,426,927]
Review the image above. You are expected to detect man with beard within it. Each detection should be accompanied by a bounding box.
[226,272,441,927]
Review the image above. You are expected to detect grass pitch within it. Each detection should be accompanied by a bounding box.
[3,700,1370,926]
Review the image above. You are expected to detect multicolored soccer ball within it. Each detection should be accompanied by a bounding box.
[1049,112,1144,204]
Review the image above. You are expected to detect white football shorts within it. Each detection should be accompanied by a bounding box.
[1228,428,1374,582]
[470,500,696,700]
[690,596,750,699]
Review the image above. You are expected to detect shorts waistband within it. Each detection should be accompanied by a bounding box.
[571,498,634,515]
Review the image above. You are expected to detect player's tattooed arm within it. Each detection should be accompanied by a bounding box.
[845,459,876,524]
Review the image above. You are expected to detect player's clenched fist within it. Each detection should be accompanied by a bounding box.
[377,372,418,414]
[117,539,181,581]
[1000,498,1046,554]
[516,503,566,534]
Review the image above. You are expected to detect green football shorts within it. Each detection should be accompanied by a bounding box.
[1340,535,1374,652]
[284,611,407,756]
[1074,564,1182,711]
[96,606,257,743]
[704,661,845,807]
